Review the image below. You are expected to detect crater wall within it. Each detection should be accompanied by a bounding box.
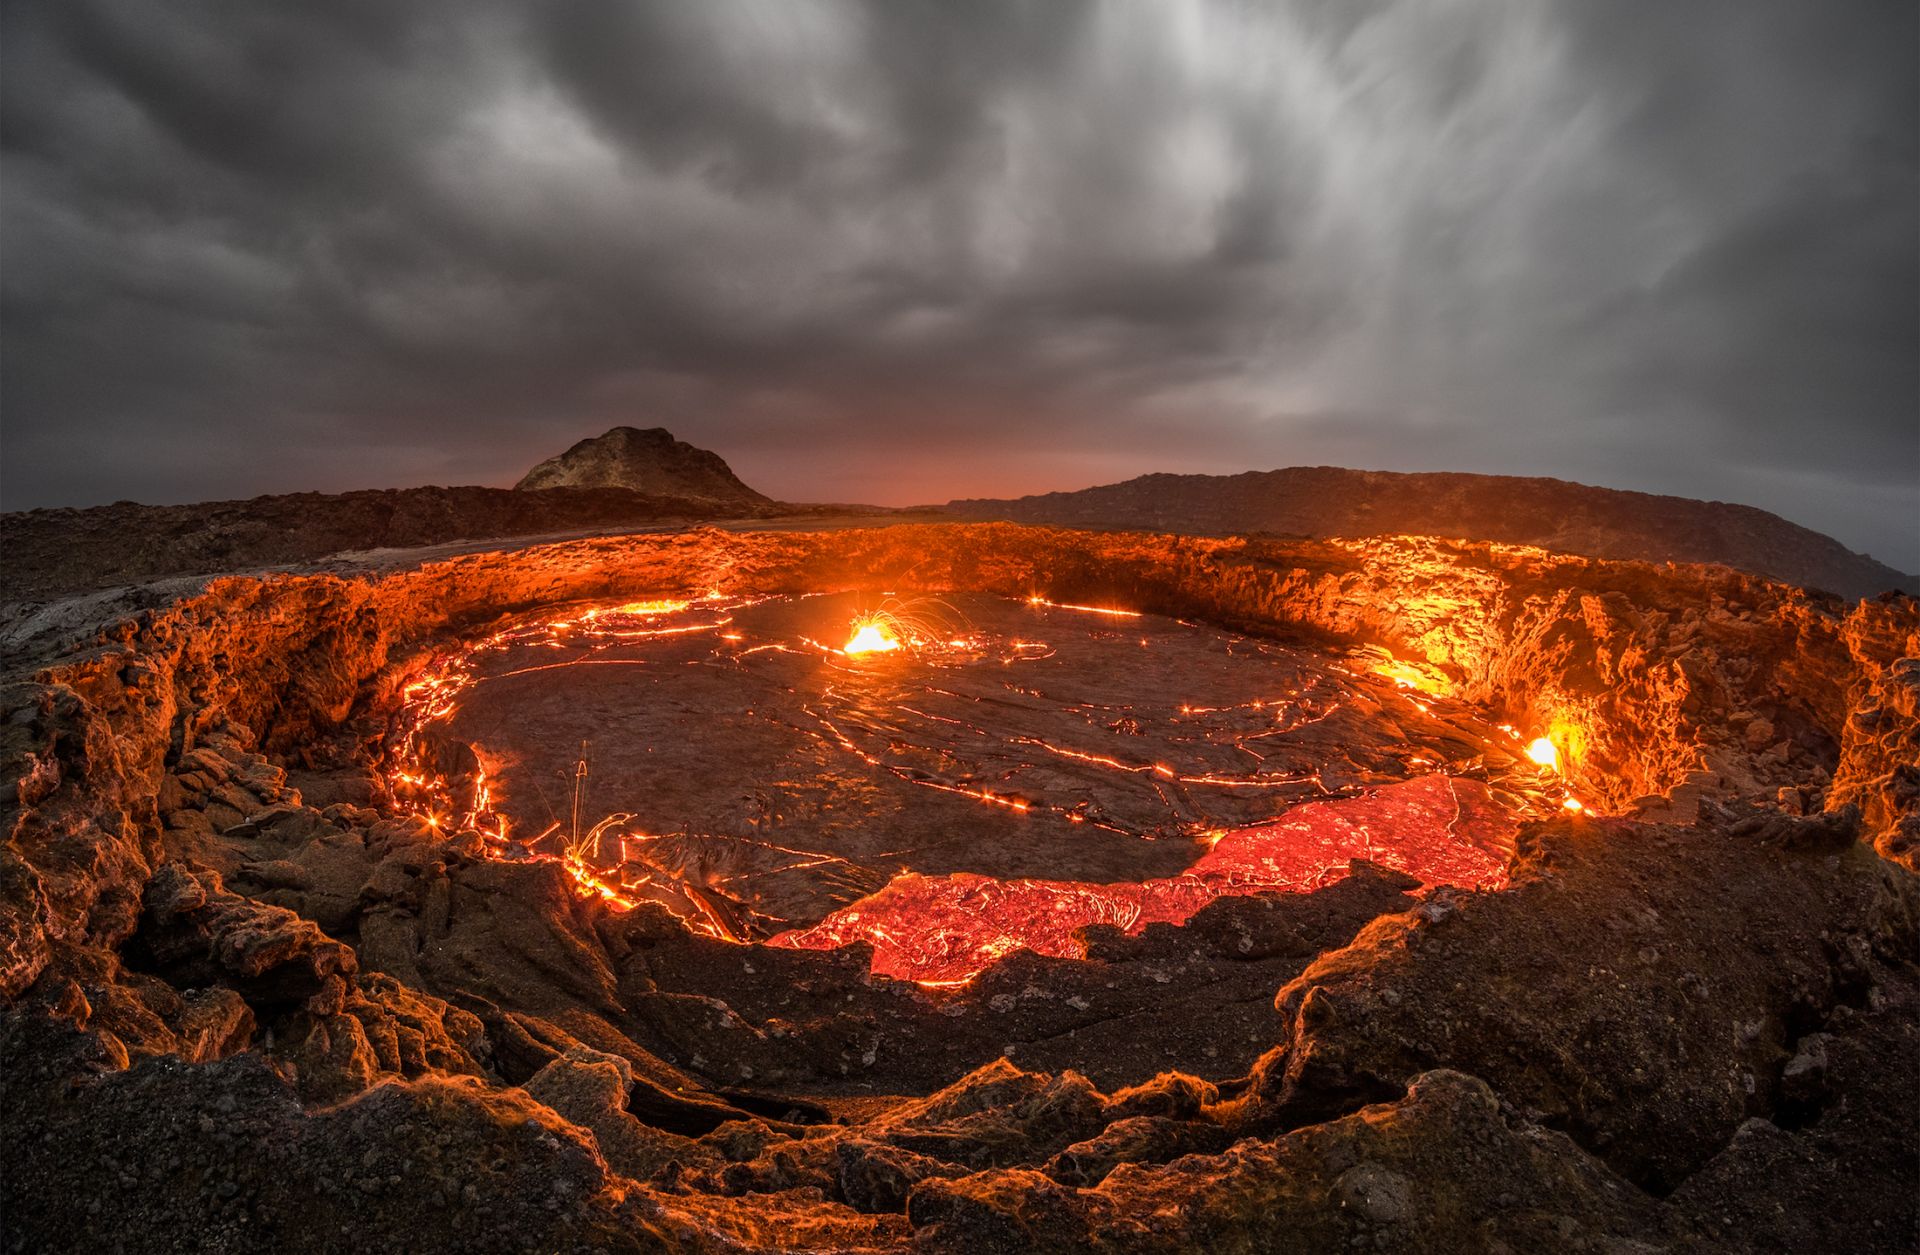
[6,524,1915,1001]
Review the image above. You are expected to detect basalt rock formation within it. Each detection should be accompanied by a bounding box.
[947,467,1918,600]
[2,522,1916,1253]
[515,426,771,506]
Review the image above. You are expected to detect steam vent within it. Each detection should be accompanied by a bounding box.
[3,518,1917,1253]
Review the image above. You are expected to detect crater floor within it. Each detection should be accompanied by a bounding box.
[394,592,1568,980]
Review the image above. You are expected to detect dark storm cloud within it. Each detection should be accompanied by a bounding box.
[2,0,1914,567]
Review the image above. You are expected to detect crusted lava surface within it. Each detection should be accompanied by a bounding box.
[388,590,1562,981]
[2,522,1916,1253]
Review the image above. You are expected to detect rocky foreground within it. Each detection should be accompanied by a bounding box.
[2,523,1916,1252]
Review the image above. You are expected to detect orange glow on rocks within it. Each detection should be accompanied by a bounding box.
[1518,733,1590,812]
[1368,656,1452,697]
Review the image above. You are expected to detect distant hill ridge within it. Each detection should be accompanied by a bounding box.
[516,426,770,506]
[947,466,1915,600]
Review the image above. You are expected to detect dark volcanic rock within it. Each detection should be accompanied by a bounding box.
[947,466,1917,599]
[134,861,355,1006]
[838,1139,971,1213]
[1242,811,1918,1192]
[0,1019,672,1255]
[515,426,771,506]
[1667,973,1920,1250]
[908,1070,1679,1255]
[1043,1115,1232,1186]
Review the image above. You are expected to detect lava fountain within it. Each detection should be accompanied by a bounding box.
[842,620,901,655]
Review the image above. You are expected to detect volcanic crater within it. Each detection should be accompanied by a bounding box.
[389,589,1570,986]
[4,522,1917,1253]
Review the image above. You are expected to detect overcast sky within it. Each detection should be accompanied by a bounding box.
[3,1,1915,567]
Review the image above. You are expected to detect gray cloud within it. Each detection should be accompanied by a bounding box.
[3,0,1914,568]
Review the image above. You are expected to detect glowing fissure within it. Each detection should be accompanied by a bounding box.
[384,594,788,939]
[382,591,1590,985]
[1026,595,1143,618]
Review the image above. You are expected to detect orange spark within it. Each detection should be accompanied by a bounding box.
[597,598,691,617]
[1025,595,1141,618]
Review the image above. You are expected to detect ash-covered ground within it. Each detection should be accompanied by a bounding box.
[3,522,1915,1253]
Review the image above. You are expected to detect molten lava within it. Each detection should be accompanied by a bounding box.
[1367,655,1453,697]
[843,620,902,655]
[768,774,1512,985]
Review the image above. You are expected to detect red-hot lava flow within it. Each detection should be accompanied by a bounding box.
[382,592,1589,985]
[769,774,1514,985]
